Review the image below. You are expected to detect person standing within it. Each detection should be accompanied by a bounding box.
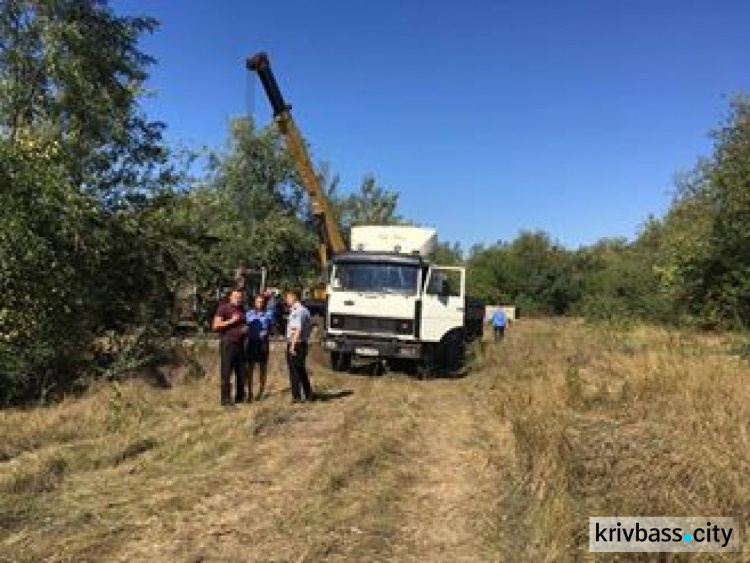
[490,307,508,342]
[285,290,314,403]
[246,294,274,401]
[213,289,247,406]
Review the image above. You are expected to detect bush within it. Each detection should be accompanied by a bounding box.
[0,142,94,404]
[0,141,183,404]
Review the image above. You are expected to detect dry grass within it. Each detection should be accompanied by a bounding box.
[0,321,748,562]
[476,319,750,562]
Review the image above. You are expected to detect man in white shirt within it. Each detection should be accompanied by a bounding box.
[285,290,314,403]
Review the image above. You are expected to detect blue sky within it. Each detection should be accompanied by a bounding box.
[114,0,749,249]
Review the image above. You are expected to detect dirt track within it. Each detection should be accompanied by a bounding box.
[0,337,514,563]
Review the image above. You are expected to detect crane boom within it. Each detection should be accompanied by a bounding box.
[247,52,346,270]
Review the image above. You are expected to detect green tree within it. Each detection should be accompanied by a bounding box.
[466,232,584,315]
[573,234,665,323]
[178,118,319,292]
[466,241,510,304]
[0,140,94,403]
[431,241,464,265]
[655,97,750,328]
[0,1,185,403]
[0,0,167,201]
[333,174,403,230]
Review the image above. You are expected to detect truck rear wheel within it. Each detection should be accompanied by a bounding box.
[330,351,352,372]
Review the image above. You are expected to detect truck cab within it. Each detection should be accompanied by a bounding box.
[323,227,484,373]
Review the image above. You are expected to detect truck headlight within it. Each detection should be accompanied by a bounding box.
[330,315,344,328]
[396,320,413,334]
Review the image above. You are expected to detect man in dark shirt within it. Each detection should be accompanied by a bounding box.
[213,289,247,406]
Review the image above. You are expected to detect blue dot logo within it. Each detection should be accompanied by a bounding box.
[684,534,693,543]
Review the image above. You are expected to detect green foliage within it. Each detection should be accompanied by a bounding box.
[573,234,666,323]
[431,242,464,266]
[467,231,582,315]
[0,1,184,404]
[175,118,319,291]
[0,140,94,403]
[654,97,750,328]
[330,174,403,231]
[0,0,166,201]
[466,230,663,320]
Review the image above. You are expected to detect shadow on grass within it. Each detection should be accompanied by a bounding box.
[265,388,354,403]
[313,389,354,402]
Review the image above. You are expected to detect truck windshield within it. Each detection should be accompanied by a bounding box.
[331,263,419,295]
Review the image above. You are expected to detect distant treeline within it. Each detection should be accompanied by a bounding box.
[456,97,749,329]
[1,1,748,404]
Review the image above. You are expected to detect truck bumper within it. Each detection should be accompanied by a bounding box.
[322,334,422,360]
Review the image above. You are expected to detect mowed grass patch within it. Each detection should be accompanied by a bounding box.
[0,356,254,561]
[288,376,422,562]
[0,344,365,562]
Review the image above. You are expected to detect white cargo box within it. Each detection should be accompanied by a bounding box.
[485,305,518,322]
[350,226,438,256]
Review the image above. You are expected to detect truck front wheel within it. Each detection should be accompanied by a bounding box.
[443,330,466,374]
[416,345,436,380]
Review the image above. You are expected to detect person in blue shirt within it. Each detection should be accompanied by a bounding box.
[490,308,508,342]
[245,295,274,401]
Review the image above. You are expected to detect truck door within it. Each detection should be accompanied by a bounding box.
[420,266,465,343]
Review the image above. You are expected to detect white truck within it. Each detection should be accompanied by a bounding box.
[322,226,485,375]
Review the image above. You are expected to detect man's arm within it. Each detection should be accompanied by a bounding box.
[213,307,241,331]
[213,315,234,331]
[288,311,301,354]
[289,326,300,353]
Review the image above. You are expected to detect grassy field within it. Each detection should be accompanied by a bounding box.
[1,319,748,562]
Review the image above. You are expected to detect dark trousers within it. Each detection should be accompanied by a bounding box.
[286,342,312,401]
[493,326,506,342]
[220,339,246,404]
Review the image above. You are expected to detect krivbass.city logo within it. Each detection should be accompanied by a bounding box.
[589,517,740,553]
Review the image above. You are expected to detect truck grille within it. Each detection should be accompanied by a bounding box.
[329,314,413,335]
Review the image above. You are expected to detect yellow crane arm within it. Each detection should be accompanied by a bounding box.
[247,52,346,270]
